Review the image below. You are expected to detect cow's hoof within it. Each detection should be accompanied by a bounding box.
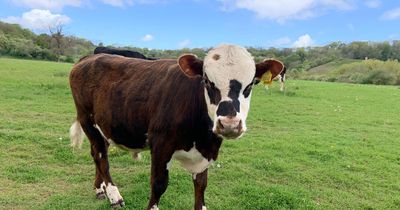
[110,199,125,208]
[96,191,106,200]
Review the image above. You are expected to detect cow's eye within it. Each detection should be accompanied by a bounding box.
[243,83,253,98]
[203,78,211,87]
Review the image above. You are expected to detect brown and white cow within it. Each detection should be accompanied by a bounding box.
[260,65,286,91]
[69,44,284,209]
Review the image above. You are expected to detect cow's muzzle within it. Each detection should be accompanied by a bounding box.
[214,116,244,139]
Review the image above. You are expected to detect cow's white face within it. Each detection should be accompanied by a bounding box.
[178,44,284,139]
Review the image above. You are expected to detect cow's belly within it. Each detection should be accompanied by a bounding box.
[170,146,214,174]
[94,124,148,150]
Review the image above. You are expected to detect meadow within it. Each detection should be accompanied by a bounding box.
[0,57,399,209]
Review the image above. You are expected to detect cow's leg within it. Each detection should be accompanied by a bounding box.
[193,169,208,210]
[147,140,174,210]
[132,151,142,160]
[280,75,285,92]
[94,167,106,199]
[79,116,124,208]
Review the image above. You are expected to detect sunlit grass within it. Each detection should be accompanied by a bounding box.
[1,57,399,209]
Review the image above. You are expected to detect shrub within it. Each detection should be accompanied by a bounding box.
[360,70,397,85]
[318,59,400,85]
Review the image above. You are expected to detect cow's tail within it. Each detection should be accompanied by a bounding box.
[70,120,85,149]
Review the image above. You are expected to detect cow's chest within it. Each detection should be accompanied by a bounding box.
[169,146,214,175]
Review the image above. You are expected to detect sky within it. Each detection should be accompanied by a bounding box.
[0,0,399,49]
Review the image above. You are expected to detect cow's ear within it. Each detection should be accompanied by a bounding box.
[255,59,284,84]
[178,54,204,78]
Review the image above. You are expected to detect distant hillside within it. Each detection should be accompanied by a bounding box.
[295,59,400,85]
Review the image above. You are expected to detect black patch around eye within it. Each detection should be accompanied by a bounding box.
[232,99,240,112]
[227,80,243,113]
[228,80,242,99]
[204,74,221,105]
[243,83,253,98]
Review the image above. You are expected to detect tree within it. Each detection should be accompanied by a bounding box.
[49,24,65,61]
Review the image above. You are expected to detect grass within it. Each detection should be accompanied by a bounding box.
[1,57,399,209]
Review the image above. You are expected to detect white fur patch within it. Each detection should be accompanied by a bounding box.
[105,182,123,204]
[172,146,213,174]
[94,124,112,144]
[202,206,207,210]
[150,205,159,210]
[204,92,217,121]
[96,181,106,195]
[166,159,173,170]
[204,44,255,95]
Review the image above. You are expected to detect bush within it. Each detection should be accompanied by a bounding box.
[361,70,397,85]
[323,59,400,85]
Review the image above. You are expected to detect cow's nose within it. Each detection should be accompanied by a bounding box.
[215,117,243,139]
[216,101,237,117]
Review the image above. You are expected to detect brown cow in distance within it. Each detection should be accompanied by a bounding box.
[69,44,284,209]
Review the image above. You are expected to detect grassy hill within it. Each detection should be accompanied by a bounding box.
[296,59,400,85]
[0,58,399,209]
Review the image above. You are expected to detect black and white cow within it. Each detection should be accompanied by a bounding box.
[69,44,284,209]
[94,46,156,60]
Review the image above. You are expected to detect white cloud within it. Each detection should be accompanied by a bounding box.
[1,9,71,30]
[141,34,154,41]
[219,0,355,23]
[178,39,191,48]
[292,34,314,48]
[10,0,82,11]
[101,0,170,7]
[365,0,381,8]
[102,0,126,7]
[382,7,400,20]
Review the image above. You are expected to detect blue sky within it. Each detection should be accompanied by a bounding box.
[0,0,399,49]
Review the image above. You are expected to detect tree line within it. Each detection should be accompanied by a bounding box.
[1,21,399,74]
[0,21,94,62]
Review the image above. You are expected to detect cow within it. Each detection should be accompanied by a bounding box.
[262,66,287,91]
[69,44,284,209]
[94,46,156,60]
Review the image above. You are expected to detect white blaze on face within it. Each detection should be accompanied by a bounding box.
[203,44,255,135]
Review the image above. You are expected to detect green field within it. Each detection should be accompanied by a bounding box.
[1,57,399,209]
